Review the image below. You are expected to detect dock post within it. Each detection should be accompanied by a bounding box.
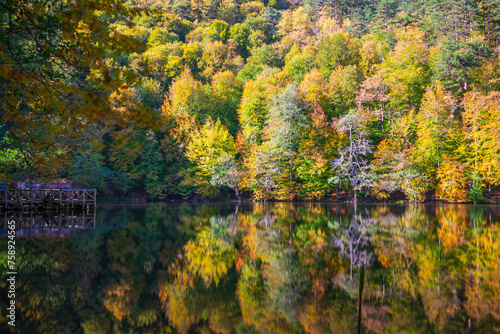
[83,190,87,211]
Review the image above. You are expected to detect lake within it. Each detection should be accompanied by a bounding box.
[1,203,500,333]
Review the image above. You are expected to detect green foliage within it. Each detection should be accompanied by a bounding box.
[316,30,361,78]
[0,129,28,182]
[265,83,307,162]
[134,77,164,110]
[284,53,315,82]
[432,37,492,93]
[148,28,179,46]
[244,17,275,44]
[140,131,169,199]
[468,174,486,203]
[69,153,116,192]
[210,154,241,197]
[238,71,291,143]
[209,71,244,135]
[237,61,265,82]
[230,23,251,56]
[328,65,361,115]
[248,44,281,68]
[209,20,231,42]
[237,45,281,81]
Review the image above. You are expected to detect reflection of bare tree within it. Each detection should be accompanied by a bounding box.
[332,207,374,285]
[257,209,275,228]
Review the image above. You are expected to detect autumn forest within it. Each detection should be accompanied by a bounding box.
[1,0,500,202]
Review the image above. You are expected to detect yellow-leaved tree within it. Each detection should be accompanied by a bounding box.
[182,117,237,197]
[411,81,460,191]
[460,90,500,198]
[162,68,209,141]
[379,25,430,112]
[436,155,468,202]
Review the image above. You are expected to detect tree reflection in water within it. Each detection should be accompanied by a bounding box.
[1,203,500,333]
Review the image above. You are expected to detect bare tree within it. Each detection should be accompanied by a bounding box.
[332,206,374,284]
[332,111,375,202]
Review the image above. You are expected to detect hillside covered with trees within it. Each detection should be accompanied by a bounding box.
[1,0,500,202]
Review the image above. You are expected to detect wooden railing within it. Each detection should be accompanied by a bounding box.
[0,189,96,211]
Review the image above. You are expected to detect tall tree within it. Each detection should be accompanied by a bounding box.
[265,83,307,185]
[379,25,430,112]
[411,81,459,190]
[183,117,237,197]
[460,90,500,195]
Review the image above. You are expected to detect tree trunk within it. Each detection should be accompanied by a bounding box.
[381,107,384,132]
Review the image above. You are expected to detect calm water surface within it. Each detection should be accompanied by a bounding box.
[1,203,500,333]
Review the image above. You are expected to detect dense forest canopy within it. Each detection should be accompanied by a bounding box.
[1,0,500,201]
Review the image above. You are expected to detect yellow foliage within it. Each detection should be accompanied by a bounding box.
[160,268,197,334]
[277,7,314,46]
[298,69,328,109]
[436,206,467,253]
[412,81,458,187]
[162,68,206,140]
[380,25,429,110]
[103,281,133,321]
[360,34,389,77]
[186,117,236,170]
[184,226,236,287]
[465,225,500,320]
[436,155,468,202]
[461,90,500,186]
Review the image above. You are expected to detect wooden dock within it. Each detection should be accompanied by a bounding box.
[0,189,96,211]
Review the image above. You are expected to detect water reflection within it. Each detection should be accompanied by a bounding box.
[1,203,500,333]
[1,211,95,237]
